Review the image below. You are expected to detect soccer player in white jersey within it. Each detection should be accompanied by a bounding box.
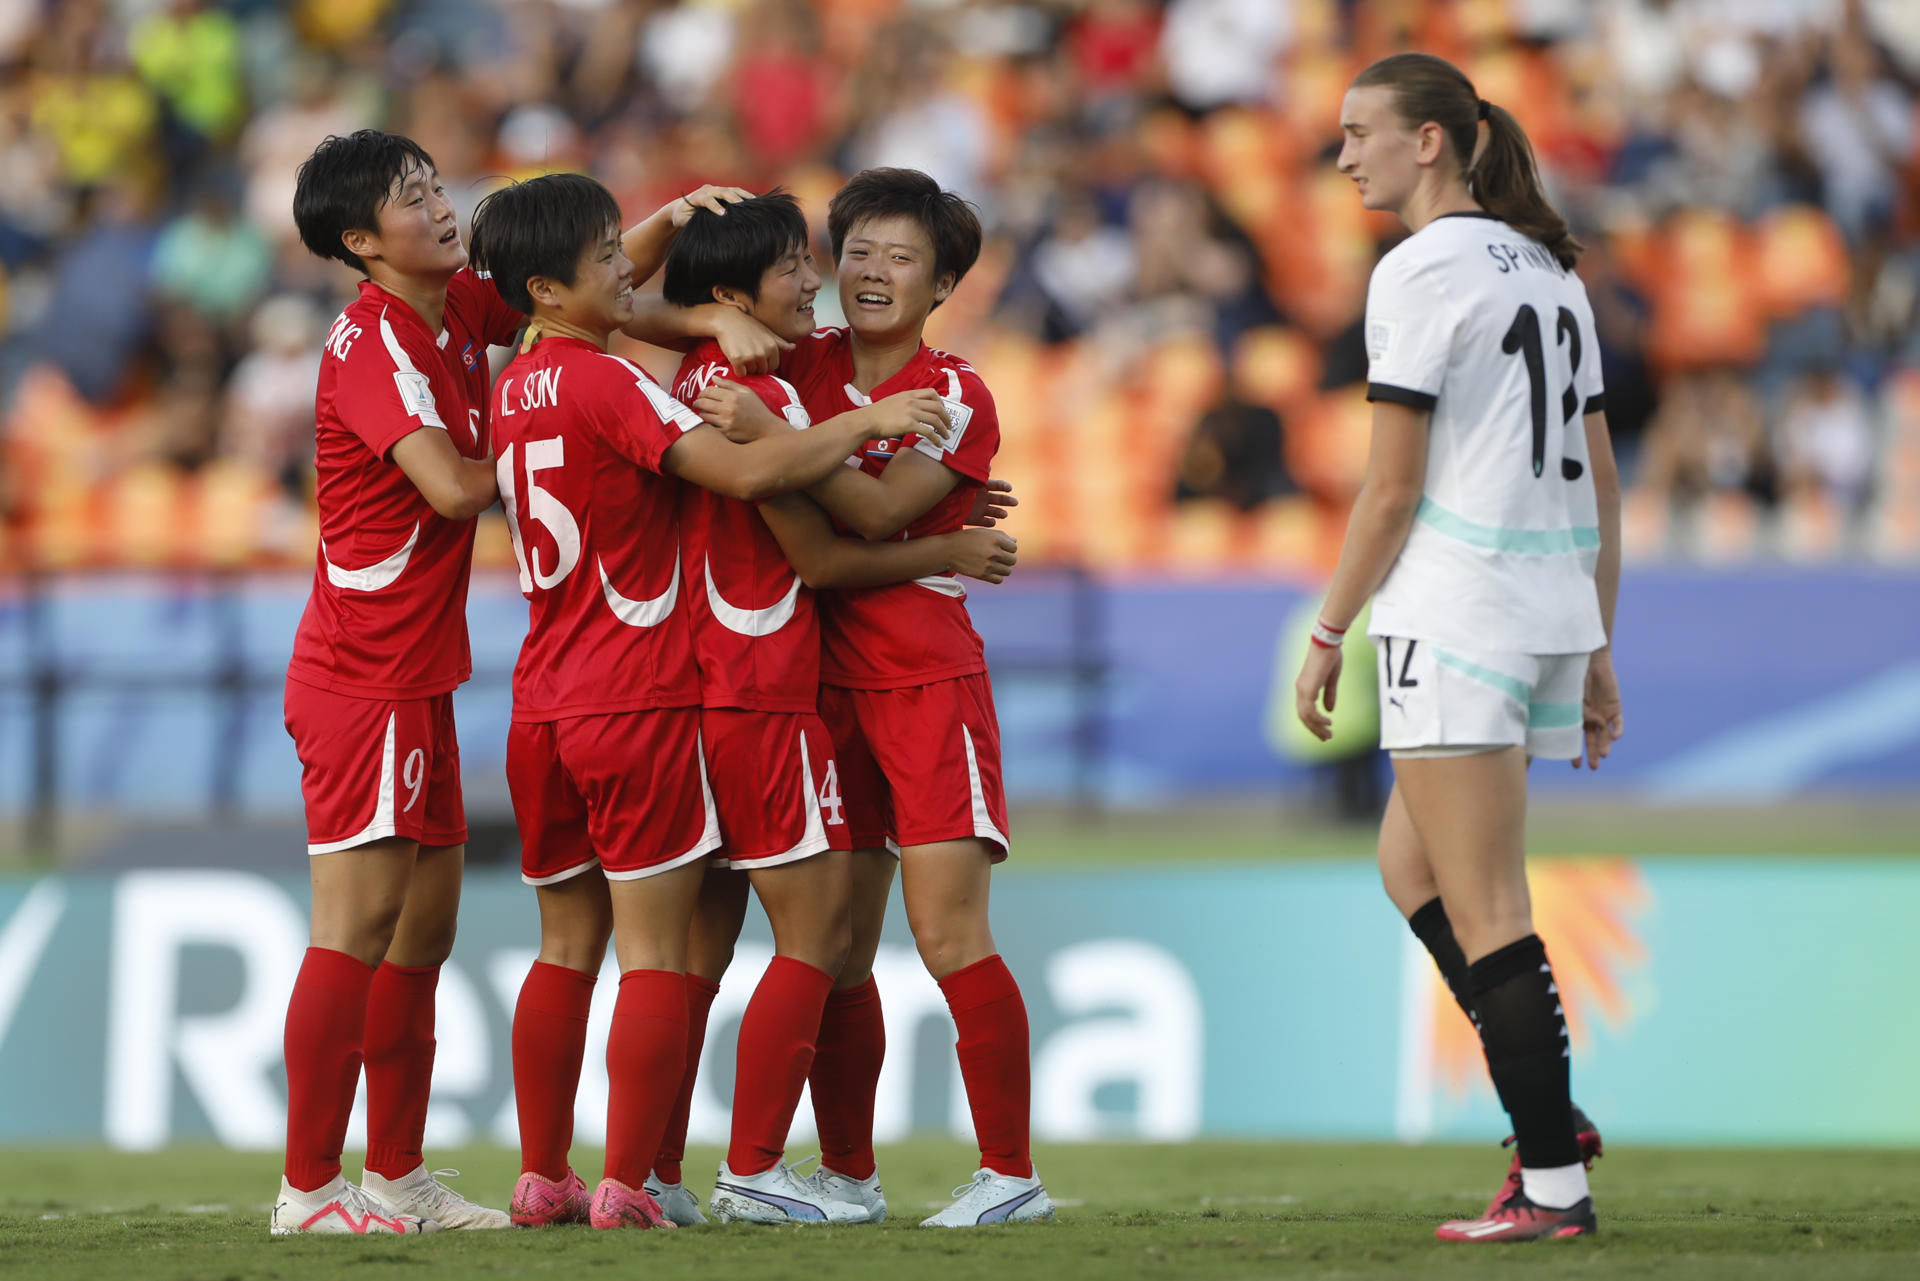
[1294,53,1624,1243]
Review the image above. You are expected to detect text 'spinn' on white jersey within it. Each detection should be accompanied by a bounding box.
[1363,212,1608,655]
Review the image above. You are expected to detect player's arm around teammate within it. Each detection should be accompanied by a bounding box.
[742,169,1050,1226]
[273,131,535,1236]
[465,174,953,1230]
[1294,56,1622,1243]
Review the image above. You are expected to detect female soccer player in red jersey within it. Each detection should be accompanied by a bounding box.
[466,173,956,1230]
[277,130,751,1236]
[1292,55,1624,1242]
[694,168,1054,1227]
[628,190,1019,1227]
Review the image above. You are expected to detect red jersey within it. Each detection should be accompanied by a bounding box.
[783,327,999,690]
[288,268,523,699]
[492,335,704,721]
[672,341,822,713]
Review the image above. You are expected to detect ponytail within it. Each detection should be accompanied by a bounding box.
[1353,53,1582,270]
[1471,103,1582,270]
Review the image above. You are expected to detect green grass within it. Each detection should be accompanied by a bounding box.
[4,1141,1918,1280]
[1013,799,1920,864]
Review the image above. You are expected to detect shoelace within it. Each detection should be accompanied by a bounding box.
[412,1168,476,1213]
[949,1170,995,1200]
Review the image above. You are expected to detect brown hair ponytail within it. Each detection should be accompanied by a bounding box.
[1352,52,1582,270]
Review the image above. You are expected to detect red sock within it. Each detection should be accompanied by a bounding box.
[938,955,1033,1178]
[283,947,375,1192]
[809,976,885,1180]
[512,961,597,1181]
[362,961,440,1180]
[604,969,688,1189]
[728,957,833,1175]
[652,973,719,1186]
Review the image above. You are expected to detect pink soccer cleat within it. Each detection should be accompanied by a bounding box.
[1437,1190,1596,1242]
[511,1168,592,1227]
[589,1178,677,1230]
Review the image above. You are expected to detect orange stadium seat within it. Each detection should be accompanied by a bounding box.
[1232,326,1322,414]
[1250,495,1332,574]
[1287,387,1373,503]
[193,459,272,568]
[1163,498,1242,573]
[1646,211,1766,372]
[1693,490,1761,562]
[107,463,186,567]
[1754,205,1850,317]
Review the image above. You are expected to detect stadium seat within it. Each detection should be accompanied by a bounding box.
[1163,498,1241,573]
[193,459,271,568]
[1754,206,1850,317]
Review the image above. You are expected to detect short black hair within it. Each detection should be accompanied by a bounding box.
[827,168,981,301]
[661,190,809,308]
[468,173,624,315]
[293,130,439,272]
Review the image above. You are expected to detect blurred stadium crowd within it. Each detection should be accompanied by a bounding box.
[1,0,1918,573]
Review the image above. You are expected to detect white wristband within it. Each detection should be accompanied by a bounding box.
[1310,619,1347,650]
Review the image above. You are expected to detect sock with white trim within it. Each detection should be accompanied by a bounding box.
[1467,935,1581,1178]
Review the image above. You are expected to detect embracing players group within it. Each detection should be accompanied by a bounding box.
[273,50,1624,1246]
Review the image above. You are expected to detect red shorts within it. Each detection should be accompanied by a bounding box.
[507,707,720,886]
[284,677,466,855]
[819,673,1009,861]
[703,709,850,868]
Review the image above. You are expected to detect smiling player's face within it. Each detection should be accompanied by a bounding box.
[368,161,467,278]
[837,215,953,344]
[748,243,822,343]
[552,230,636,336]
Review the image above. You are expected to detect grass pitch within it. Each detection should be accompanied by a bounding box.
[4,1141,1917,1280]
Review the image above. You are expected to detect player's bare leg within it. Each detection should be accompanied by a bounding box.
[276,838,437,1234]
[803,846,894,1220]
[508,873,609,1225]
[898,839,1051,1227]
[587,861,706,1229]
[355,842,506,1227]
[647,868,749,1224]
[1378,785,1441,918]
[1394,749,1594,1238]
[710,852,864,1223]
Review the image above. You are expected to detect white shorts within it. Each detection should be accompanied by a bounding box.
[1373,636,1588,760]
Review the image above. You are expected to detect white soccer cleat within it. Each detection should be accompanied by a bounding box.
[269,1174,439,1235]
[919,1168,1055,1228]
[360,1165,510,1229]
[803,1163,887,1223]
[709,1159,870,1224]
[643,1172,708,1226]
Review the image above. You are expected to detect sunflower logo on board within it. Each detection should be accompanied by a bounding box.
[1394,858,1651,1140]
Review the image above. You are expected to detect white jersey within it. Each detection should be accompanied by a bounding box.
[1364,213,1607,655]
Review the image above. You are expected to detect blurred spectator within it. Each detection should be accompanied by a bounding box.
[29,2,160,190]
[1173,393,1293,510]
[130,0,247,171]
[35,184,158,405]
[151,185,271,329]
[1637,368,1778,512]
[1029,191,1135,341]
[1159,0,1289,114]
[1777,367,1877,513]
[0,0,1916,571]
[1799,29,1914,243]
[224,294,321,496]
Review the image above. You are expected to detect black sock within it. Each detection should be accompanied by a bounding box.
[1468,934,1579,1170]
[1407,897,1474,1020]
